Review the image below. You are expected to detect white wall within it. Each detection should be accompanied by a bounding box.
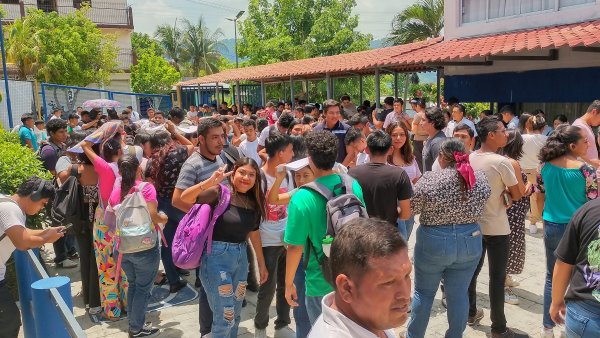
[445,0,600,39]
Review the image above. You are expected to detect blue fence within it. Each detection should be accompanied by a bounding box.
[40,83,172,120]
[14,249,86,338]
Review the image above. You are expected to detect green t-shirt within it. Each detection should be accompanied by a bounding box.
[284,174,365,297]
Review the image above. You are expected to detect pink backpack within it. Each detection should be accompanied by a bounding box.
[172,184,231,269]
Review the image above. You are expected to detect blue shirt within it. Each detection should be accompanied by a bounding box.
[19,126,38,151]
[313,121,351,163]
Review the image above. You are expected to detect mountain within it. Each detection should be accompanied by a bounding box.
[217,38,237,62]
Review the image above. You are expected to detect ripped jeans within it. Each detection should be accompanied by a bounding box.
[199,241,249,338]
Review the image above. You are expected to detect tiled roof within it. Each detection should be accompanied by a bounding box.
[179,19,600,86]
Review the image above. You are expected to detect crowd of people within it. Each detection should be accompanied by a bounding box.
[1,97,600,338]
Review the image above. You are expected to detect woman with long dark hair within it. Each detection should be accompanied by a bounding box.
[499,129,533,305]
[145,122,194,292]
[81,135,128,320]
[537,125,598,337]
[180,157,268,338]
[386,121,421,240]
[108,155,167,337]
[408,138,491,338]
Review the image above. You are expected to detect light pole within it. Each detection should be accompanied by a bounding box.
[226,10,244,107]
[0,13,14,128]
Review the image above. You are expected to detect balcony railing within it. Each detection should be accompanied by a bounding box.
[3,1,134,28]
[116,48,136,70]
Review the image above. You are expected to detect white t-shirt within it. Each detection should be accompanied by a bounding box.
[238,139,262,165]
[520,134,548,170]
[398,159,422,183]
[258,125,276,147]
[356,152,369,166]
[446,118,478,137]
[260,171,294,246]
[0,196,26,281]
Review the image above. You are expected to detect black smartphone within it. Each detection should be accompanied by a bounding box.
[60,223,73,233]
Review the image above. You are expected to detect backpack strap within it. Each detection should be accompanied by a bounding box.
[0,197,17,243]
[339,174,355,195]
[302,180,334,200]
[135,181,148,193]
[70,164,80,179]
[206,184,231,254]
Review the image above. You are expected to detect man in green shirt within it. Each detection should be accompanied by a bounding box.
[284,130,365,325]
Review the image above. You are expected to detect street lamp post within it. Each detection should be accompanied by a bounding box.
[226,10,244,107]
[0,14,14,128]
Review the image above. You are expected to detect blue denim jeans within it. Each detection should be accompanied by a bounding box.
[121,244,160,333]
[565,300,600,338]
[397,215,416,240]
[408,224,483,338]
[305,295,324,326]
[157,196,185,287]
[199,241,249,338]
[293,256,311,338]
[543,220,568,328]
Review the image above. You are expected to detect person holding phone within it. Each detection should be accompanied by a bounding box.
[0,177,66,338]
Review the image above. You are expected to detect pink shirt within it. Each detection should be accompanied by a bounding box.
[108,180,158,208]
[93,156,118,204]
[572,118,598,162]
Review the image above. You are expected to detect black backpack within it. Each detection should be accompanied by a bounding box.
[49,165,84,232]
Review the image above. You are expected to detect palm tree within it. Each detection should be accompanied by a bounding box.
[386,0,444,46]
[6,18,40,79]
[154,22,183,72]
[180,17,226,77]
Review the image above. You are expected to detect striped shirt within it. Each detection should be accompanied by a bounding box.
[175,152,225,190]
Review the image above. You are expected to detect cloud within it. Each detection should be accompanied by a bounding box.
[132,0,416,39]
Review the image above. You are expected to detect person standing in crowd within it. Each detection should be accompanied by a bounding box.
[67,113,81,133]
[56,132,102,315]
[254,132,294,338]
[536,125,598,338]
[348,130,413,237]
[553,114,569,129]
[550,196,600,338]
[340,94,358,120]
[40,118,79,268]
[0,177,65,338]
[180,158,268,338]
[145,122,194,293]
[446,104,478,139]
[172,118,226,337]
[383,98,412,131]
[519,115,548,234]
[468,116,524,337]
[284,130,365,323]
[571,100,600,168]
[49,108,63,120]
[411,98,428,172]
[499,129,533,306]
[108,155,166,338]
[34,120,47,147]
[308,218,412,338]
[421,107,447,172]
[500,106,519,129]
[81,135,128,320]
[373,96,394,130]
[257,112,294,152]
[517,113,532,135]
[313,99,351,164]
[127,106,140,122]
[18,114,38,151]
[238,119,262,165]
[342,127,368,168]
[408,138,491,338]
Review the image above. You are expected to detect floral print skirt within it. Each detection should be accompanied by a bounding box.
[93,204,128,318]
[506,193,530,275]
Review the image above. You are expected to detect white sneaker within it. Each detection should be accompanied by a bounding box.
[505,274,520,287]
[58,259,78,268]
[88,306,102,315]
[254,328,267,338]
[274,326,295,338]
[542,327,554,338]
[529,223,538,234]
[504,288,520,305]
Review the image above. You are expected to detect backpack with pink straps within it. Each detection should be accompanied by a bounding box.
[172,184,231,269]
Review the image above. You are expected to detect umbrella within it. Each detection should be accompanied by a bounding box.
[82,99,123,109]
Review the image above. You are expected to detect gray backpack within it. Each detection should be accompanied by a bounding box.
[302,174,368,285]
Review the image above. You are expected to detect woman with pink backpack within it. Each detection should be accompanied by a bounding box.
[180,157,268,338]
[108,155,167,338]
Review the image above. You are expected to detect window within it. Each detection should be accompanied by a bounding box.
[559,0,595,8]
[0,0,20,4]
[462,0,595,24]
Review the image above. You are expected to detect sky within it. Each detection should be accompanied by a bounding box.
[128,0,417,40]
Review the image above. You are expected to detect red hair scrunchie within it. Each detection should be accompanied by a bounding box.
[454,151,476,190]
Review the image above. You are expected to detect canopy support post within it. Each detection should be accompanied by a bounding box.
[394,72,399,98]
[215,82,219,107]
[436,68,441,108]
[375,68,380,109]
[403,74,409,112]
[290,76,295,109]
[359,75,363,104]
[235,81,241,107]
[260,80,266,106]
[304,79,309,103]
[326,73,332,100]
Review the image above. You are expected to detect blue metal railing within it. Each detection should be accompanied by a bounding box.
[14,249,86,338]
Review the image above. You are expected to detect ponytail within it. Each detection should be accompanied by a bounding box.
[118,155,140,202]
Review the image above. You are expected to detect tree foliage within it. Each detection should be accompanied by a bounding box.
[386,0,444,46]
[5,7,118,86]
[131,50,180,94]
[181,18,226,77]
[131,32,164,56]
[238,0,372,65]
[155,22,183,72]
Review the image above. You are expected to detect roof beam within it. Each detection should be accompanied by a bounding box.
[572,46,600,53]
[487,49,558,61]
[425,61,493,67]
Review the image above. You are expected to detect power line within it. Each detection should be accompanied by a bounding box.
[182,0,241,13]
